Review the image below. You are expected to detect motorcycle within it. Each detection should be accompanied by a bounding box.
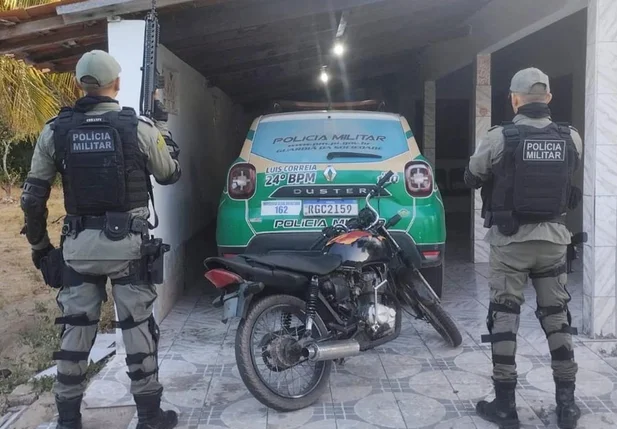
[203,170,462,412]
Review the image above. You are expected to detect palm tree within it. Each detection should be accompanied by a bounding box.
[0,0,81,139]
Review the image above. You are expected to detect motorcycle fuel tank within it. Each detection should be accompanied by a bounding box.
[325,231,389,267]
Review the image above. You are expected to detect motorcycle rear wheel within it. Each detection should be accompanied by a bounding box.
[235,293,332,412]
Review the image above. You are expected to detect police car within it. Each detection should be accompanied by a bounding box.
[216,100,447,296]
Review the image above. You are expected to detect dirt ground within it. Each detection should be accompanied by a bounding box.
[0,188,64,373]
[0,187,115,427]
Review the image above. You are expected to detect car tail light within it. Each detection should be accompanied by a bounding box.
[422,250,441,261]
[405,161,433,197]
[204,269,243,289]
[228,163,256,199]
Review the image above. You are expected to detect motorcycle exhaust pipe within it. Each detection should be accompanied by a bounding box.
[302,339,361,362]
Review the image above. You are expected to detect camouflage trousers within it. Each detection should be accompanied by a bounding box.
[53,259,162,400]
[484,240,578,382]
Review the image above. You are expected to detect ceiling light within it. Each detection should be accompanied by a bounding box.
[320,69,329,84]
[333,42,345,57]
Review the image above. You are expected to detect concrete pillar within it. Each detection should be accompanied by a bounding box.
[471,54,492,263]
[107,18,147,355]
[423,81,436,165]
[583,0,617,337]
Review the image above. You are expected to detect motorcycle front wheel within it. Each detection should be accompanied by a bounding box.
[235,294,332,412]
[396,274,463,348]
[417,301,463,348]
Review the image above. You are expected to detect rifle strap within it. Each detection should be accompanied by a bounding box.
[147,176,159,230]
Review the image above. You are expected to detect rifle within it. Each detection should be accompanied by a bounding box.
[139,0,164,230]
[567,232,587,274]
[480,178,493,228]
[140,0,164,119]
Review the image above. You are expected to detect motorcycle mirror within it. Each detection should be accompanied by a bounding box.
[376,171,394,190]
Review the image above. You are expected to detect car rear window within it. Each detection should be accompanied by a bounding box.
[250,117,409,164]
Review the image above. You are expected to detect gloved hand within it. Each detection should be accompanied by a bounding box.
[153,99,169,122]
[32,243,55,270]
[464,166,484,189]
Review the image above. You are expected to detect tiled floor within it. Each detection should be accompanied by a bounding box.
[37,238,617,429]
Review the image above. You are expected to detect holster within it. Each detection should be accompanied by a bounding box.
[491,210,520,236]
[140,236,170,284]
[40,248,65,289]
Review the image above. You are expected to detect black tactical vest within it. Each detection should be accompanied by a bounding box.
[489,121,578,226]
[51,106,149,215]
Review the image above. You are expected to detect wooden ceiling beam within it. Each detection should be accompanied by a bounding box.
[57,0,213,25]
[0,22,106,55]
[0,0,206,41]
[0,15,67,40]
[27,41,106,64]
[160,0,393,44]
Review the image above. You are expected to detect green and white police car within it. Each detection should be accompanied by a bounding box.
[216,101,447,296]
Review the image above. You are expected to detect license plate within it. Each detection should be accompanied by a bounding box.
[261,200,302,216]
[303,200,358,217]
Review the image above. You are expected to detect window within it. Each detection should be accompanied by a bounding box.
[250,116,409,164]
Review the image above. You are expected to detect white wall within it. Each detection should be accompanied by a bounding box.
[151,45,248,319]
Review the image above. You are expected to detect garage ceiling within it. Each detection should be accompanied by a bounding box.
[0,0,490,103]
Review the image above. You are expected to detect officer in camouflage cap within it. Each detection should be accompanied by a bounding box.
[465,67,582,429]
[20,50,181,429]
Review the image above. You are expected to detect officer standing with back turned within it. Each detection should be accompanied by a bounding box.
[20,50,181,429]
[465,68,582,429]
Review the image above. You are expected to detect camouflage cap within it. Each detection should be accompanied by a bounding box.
[509,67,550,94]
[75,50,121,88]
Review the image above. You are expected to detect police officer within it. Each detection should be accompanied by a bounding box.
[465,68,582,429]
[20,50,181,429]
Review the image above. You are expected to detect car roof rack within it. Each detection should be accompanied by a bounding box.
[270,99,387,113]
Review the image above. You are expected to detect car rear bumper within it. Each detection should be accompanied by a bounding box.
[218,231,444,268]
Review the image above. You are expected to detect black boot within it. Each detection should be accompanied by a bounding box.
[476,379,520,429]
[55,395,83,429]
[555,379,581,429]
[134,389,178,429]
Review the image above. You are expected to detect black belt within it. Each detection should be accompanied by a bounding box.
[62,215,148,236]
[485,212,566,227]
[519,214,567,225]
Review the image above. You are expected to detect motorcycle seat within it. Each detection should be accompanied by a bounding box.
[241,254,342,276]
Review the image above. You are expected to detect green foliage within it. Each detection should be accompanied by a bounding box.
[19,307,62,372]
[0,0,58,11]
[0,365,29,395]
[0,2,80,140]
[30,375,55,393]
[5,142,33,183]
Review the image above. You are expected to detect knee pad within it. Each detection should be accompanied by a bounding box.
[53,313,100,386]
[535,305,578,337]
[116,314,160,382]
[484,300,521,334]
[482,301,521,366]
